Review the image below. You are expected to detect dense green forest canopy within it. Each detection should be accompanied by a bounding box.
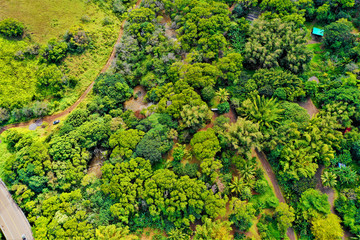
[1,0,360,239]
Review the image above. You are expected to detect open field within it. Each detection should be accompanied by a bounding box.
[0,0,120,121]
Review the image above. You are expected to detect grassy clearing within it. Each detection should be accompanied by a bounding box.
[0,0,120,115]
[307,43,324,66]
[0,38,37,109]
[0,0,114,44]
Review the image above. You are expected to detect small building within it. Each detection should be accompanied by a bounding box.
[312,27,324,37]
[338,163,346,168]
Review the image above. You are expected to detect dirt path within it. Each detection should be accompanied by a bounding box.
[314,166,336,213]
[0,0,143,136]
[255,149,296,240]
[298,97,319,119]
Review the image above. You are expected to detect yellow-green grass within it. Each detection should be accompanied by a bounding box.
[0,0,115,44]
[0,0,120,114]
[307,43,324,66]
[0,37,38,110]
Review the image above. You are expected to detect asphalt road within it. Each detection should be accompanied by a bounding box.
[0,181,33,240]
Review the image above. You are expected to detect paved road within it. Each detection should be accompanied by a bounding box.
[0,180,33,240]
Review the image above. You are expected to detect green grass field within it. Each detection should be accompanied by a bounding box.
[0,0,120,116]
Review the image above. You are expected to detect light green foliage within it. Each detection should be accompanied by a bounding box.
[0,38,37,110]
[191,129,220,160]
[36,64,64,98]
[41,38,68,63]
[229,198,256,231]
[298,189,331,221]
[321,171,337,188]
[248,69,305,101]
[190,128,222,181]
[215,53,243,85]
[168,228,190,240]
[275,202,295,233]
[224,117,263,156]
[215,88,230,103]
[109,129,145,159]
[180,104,213,130]
[273,115,342,180]
[238,95,284,129]
[96,225,137,240]
[280,101,310,128]
[148,80,206,119]
[244,18,311,73]
[101,157,152,223]
[193,218,233,240]
[32,190,94,239]
[177,0,230,58]
[229,176,249,199]
[143,169,227,227]
[173,62,221,89]
[311,214,344,240]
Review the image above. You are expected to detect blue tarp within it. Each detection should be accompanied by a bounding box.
[312,27,324,36]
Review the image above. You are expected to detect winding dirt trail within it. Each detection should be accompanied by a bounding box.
[255,149,296,240]
[0,0,143,136]
[298,97,319,119]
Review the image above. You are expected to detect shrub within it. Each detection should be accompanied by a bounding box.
[42,39,68,63]
[217,102,230,114]
[0,18,24,37]
[64,26,91,53]
[255,179,268,194]
[201,86,215,102]
[113,0,126,14]
[80,15,91,23]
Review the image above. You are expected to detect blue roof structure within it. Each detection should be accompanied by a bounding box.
[312,27,324,37]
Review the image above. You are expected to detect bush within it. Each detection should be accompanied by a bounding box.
[201,86,215,102]
[42,39,68,63]
[102,17,113,26]
[113,0,126,14]
[64,26,91,53]
[0,18,24,37]
[255,180,268,194]
[217,102,230,114]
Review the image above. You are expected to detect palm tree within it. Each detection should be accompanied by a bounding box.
[216,88,230,103]
[239,162,256,182]
[239,95,284,129]
[229,176,246,196]
[321,171,337,188]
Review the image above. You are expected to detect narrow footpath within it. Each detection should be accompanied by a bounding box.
[255,149,296,240]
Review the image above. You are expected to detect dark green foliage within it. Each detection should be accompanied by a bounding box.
[93,73,133,111]
[201,86,216,102]
[323,19,355,57]
[63,26,91,53]
[41,38,68,63]
[65,109,90,128]
[0,18,25,37]
[247,69,305,101]
[135,125,173,164]
[217,102,230,114]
